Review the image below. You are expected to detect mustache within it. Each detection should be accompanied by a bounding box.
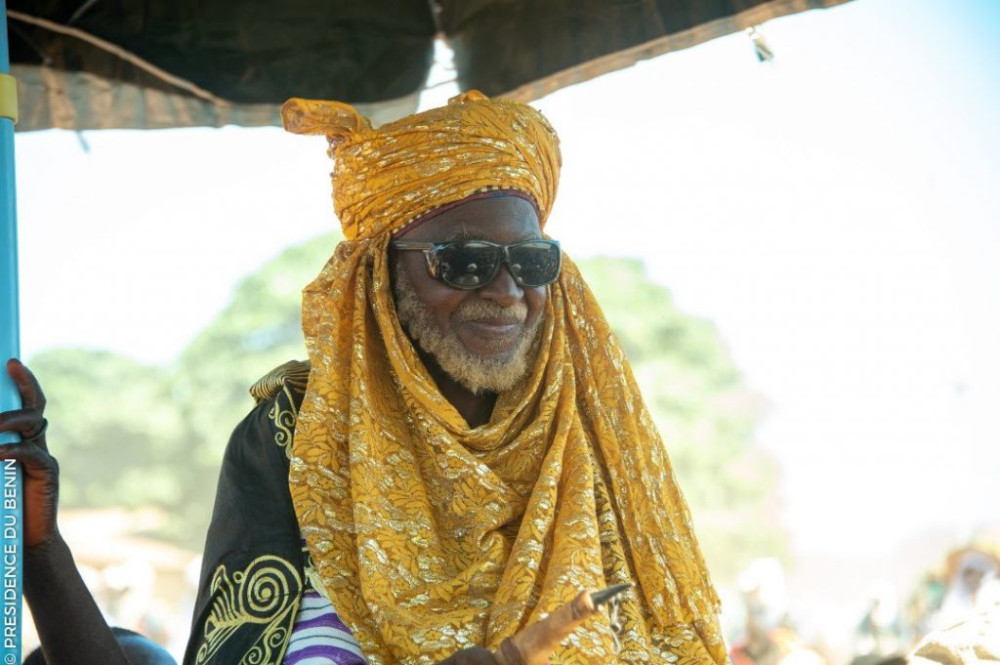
[452,299,528,325]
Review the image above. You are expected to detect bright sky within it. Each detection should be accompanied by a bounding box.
[12,0,1000,568]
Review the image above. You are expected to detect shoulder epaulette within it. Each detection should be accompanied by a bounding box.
[249,360,311,405]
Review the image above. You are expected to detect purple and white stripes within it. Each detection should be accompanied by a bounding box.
[283,588,367,664]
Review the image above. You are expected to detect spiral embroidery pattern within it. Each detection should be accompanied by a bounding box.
[195,555,303,664]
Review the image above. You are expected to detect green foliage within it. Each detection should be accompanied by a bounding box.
[30,349,187,513]
[30,237,336,546]
[577,257,785,580]
[171,238,336,469]
[30,239,785,579]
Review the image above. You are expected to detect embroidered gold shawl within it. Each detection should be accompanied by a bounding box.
[283,93,725,665]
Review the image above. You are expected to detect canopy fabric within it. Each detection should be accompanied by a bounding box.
[7,0,851,131]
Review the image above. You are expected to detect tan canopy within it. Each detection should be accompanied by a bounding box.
[7,0,851,131]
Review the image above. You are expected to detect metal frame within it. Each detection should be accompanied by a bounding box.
[1,0,24,659]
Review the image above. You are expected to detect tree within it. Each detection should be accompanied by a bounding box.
[579,257,784,579]
[31,238,785,579]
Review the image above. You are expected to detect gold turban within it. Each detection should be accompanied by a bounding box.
[281,91,560,240]
[284,93,725,665]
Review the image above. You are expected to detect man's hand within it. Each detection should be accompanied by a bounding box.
[437,585,628,665]
[0,358,60,549]
[494,586,630,665]
[437,647,500,664]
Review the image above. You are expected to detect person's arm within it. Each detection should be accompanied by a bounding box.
[0,359,164,665]
[24,537,133,664]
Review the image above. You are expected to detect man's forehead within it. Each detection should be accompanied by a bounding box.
[437,225,541,241]
[404,195,542,242]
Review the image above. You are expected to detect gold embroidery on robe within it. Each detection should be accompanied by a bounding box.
[251,360,311,459]
[195,555,303,665]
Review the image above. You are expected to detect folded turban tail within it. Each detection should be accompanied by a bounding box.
[280,91,562,241]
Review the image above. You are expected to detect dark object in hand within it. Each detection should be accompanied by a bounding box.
[495,584,630,665]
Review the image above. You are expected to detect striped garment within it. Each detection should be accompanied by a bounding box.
[283,587,368,664]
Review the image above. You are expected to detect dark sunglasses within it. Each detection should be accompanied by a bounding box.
[391,238,562,290]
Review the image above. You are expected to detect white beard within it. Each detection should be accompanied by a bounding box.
[393,263,541,395]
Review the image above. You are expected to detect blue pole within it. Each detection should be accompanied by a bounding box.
[0,0,23,662]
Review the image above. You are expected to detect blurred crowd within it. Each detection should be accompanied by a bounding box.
[725,537,1000,665]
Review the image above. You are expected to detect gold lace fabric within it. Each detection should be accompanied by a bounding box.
[290,236,725,664]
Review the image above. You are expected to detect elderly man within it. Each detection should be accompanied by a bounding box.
[1,92,724,665]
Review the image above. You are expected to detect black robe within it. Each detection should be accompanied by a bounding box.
[183,362,311,665]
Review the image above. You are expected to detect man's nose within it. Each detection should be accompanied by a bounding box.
[478,264,523,307]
